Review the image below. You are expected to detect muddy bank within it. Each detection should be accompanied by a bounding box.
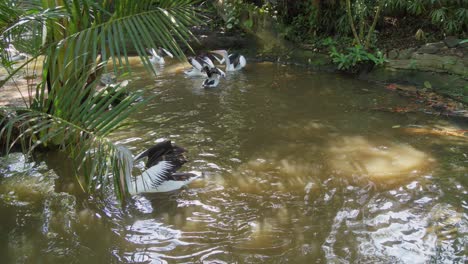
[360,38,467,104]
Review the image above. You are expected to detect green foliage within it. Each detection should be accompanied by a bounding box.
[280,1,320,41]
[335,13,352,35]
[243,18,254,29]
[407,0,425,15]
[386,0,468,35]
[424,81,432,89]
[329,45,386,71]
[290,2,318,37]
[430,6,467,34]
[276,0,466,44]
[223,0,242,29]
[321,37,337,47]
[220,0,275,31]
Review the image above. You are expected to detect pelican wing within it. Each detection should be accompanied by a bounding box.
[134,140,172,167]
[200,56,215,68]
[188,57,203,71]
[228,53,238,61]
[6,44,20,56]
[229,53,241,68]
[140,160,174,189]
[134,140,187,170]
[184,68,204,76]
[148,48,158,57]
[239,55,247,68]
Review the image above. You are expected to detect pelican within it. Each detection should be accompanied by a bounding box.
[96,75,134,108]
[210,50,246,71]
[100,73,117,86]
[201,66,226,88]
[4,44,27,62]
[147,47,173,65]
[184,53,222,77]
[125,140,201,194]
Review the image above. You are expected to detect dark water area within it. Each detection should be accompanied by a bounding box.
[1,61,467,263]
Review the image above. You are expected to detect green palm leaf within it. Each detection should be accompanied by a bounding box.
[1,0,204,202]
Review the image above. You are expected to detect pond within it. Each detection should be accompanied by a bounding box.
[1,61,467,263]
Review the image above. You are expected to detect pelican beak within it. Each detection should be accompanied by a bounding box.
[210,50,226,56]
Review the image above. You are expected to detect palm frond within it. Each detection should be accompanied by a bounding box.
[0,0,204,202]
[1,72,146,199]
[3,0,204,78]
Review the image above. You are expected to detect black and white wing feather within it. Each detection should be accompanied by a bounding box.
[139,160,174,190]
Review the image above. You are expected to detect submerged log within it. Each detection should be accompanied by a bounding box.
[401,127,468,138]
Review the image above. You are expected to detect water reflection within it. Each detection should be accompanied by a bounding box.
[323,182,467,263]
[328,135,434,186]
[1,62,468,263]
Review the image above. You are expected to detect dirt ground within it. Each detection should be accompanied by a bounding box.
[376,16,446,51]
[0,77,38,107]
[0,58,42,108]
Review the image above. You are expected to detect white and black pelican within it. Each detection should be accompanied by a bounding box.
[100,73,117,86]
[210,50,246,71]
[4,44,27,62]
[147,47,173,65]
[125,140,201,194]
[184,53,222,77]
[201,66,226,88]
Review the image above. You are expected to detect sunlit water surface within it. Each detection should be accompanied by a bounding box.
[1,61,467,263]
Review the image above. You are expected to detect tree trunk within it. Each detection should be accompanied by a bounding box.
[345,0,362,46]
[365,0,385,49]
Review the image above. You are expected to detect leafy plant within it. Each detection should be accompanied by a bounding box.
[345,0,385,49]
[276,0,466,46]
[407,0,425,15]
[220,0,276,32]
[329,45,387,71]
[224,0,242,29]
[330,47,351,70]
[321,37,337,47]
[366,50,386,65]
[386,0,467,35]
[0,0,203,202]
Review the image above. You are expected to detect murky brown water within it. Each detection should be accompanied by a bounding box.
[1,62,467,263]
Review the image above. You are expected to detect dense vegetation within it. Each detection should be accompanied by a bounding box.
[219,0,467,42]
[216,0,467,70]
[280,0,467,41]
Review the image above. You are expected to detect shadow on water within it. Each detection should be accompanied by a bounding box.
[1,60,467,263]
